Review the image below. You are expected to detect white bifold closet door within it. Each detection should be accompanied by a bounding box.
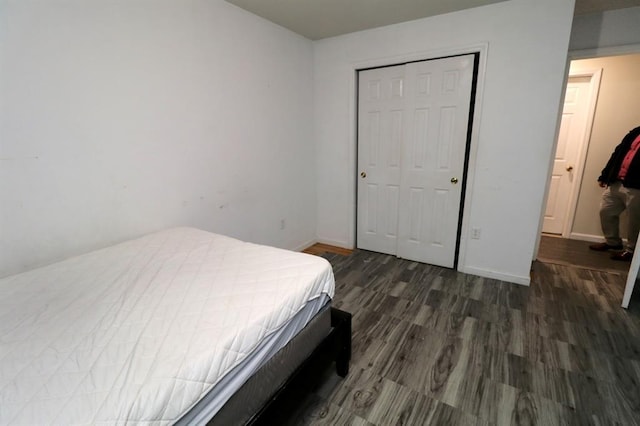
[357,55,474,268]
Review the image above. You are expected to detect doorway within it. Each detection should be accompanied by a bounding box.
[542,72,600,236]
[539,53,640,278]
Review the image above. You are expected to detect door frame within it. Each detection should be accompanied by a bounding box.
[555,69,602,238]
[348,43,488,272]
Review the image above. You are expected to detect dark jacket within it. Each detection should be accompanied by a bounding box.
[599,126,640,189]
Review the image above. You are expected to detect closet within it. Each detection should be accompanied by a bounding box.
[357,54,476,268]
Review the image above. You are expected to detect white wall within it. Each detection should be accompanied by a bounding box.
[0,0,315,277]
[314,0,575,285]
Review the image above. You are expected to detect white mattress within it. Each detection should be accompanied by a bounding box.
[0,227,335,425]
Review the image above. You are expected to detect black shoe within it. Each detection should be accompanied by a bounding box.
[589,242,623,251]
[611,250,634,261]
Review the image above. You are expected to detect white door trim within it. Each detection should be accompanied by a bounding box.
[346,43,488,273]
[561,69,602,238]
[622,249,639,308]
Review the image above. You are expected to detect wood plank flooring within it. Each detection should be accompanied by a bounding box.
[283,250,640,425]
[538,234,630,274]
[303,243,354,257]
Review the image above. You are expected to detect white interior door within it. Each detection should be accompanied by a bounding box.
[543,76,593,235]
[357,55,474,268]
[356,64,406,255]
[396,56,474,267]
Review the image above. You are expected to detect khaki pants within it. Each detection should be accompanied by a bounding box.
[600,182,640,251]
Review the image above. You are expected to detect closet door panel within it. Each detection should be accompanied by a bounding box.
[357,65,405,255]
[397,55,474,268]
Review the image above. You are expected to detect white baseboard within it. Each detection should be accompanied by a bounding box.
[293,239,318,252]
[309,239,530,286]
[567,232,603,242]
[458,265,530,286]
[567,232,628,245]
[315,238,354,250]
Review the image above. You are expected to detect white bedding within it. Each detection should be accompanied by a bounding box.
[0,227,335,425]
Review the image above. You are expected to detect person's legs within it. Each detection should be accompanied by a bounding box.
[623,187,640,252]
[599,183,626,247]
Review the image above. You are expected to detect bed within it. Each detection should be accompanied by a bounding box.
[0,227,351,425]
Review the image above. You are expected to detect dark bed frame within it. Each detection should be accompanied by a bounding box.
[248,307,352,425]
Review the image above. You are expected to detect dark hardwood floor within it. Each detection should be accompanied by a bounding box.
[284,249,640,425]
[538,234,630,274]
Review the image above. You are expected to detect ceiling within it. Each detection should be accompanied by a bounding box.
[225,0,640,40]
